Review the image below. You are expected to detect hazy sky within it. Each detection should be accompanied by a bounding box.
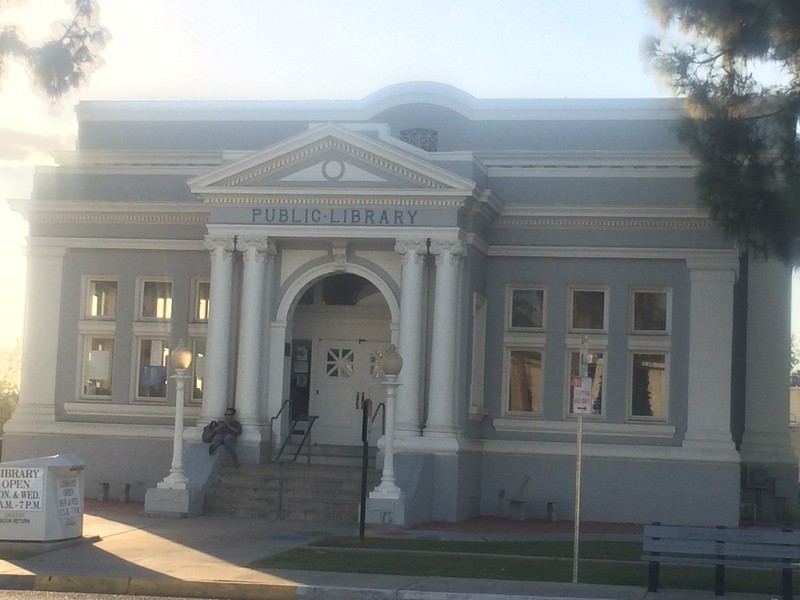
[0,0,797,347]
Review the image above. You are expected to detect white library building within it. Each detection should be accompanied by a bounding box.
[2,82,796,526]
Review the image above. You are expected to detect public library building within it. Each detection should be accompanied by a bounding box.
[3,82,795,526]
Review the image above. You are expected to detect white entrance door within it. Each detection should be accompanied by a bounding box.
[309,339,387,445]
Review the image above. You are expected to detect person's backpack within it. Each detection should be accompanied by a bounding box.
[202,420,218,443]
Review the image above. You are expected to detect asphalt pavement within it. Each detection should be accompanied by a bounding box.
[0,500,782,600]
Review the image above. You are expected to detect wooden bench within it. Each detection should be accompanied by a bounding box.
[643,523,800,599]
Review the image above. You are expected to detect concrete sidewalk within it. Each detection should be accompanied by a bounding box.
[0,501,781,600]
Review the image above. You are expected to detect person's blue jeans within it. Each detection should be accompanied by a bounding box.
[211,433,239,464]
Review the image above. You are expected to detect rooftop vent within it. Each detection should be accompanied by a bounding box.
[400,128,438,152]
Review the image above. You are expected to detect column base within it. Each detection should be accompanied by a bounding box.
[682,430,739,462]
[739,430,797,465]
[364,496,408,526]
[144,486,203,517]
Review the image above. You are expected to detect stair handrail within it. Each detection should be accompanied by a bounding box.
[268,398,292,462]
[292,415,318,463]
[371,402,386,436]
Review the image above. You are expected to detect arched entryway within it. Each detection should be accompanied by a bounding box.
[288,273,393,446]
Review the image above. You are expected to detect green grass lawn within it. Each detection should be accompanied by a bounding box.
[251,537,788,595]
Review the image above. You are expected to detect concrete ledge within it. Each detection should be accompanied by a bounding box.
[0,574,301,600]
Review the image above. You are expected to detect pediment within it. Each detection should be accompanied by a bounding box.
[188,124,477,202]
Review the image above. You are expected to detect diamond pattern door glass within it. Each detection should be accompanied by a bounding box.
[326,348,354,377]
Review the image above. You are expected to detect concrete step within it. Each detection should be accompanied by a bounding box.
[204,461,381,522]
[276,443,378,468]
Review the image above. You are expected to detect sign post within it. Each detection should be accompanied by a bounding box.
[572,335,591,584]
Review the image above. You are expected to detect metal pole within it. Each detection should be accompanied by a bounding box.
[572,412,583,584]
[359,394,369,540]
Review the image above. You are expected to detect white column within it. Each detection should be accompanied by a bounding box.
[424,240,463,437]
[234,237,270,426]
[4,245,65,431]
[739,255,796,465]
[682,259,739,460]
[202,236,235,421]
[394,239,427,436]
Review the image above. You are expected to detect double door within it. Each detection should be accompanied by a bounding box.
[308,339,388,445]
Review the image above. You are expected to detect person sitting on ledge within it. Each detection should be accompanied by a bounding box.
[209,407,242,468]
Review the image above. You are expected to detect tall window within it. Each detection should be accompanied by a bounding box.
[194,280,210,321]
[191,339,206,403]
[87,279,117,318]
[80,277,118,400]
[504,286,546,416]
[136,338,169,399]
[509,288,545,329]
[628,287,671,421]
[632,290,669,333]
[507,349,543,414]
[140,280,172,320]
[630,353,667,418]
[82,337,114,397]
[570,288,606,331]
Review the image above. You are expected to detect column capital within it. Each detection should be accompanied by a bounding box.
[203,235,235,254]
[238,237,276,263]
[395,239,428,255]
[429,239,465,265]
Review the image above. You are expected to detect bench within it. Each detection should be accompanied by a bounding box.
[507,498,558,521]
[643,523,800,599]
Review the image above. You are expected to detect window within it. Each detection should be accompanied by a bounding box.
[136,338,169,399]
[506,349,543,414]
[509,287,544,329]
[568,349,604,415]
[194,280,210,321]
[87,279,117,318]
[630,352,667,419]
[191,339,206,403]
[82,337,114,397]
[632,289,669,332]
[140,280,172,320]
[570,289,606,331]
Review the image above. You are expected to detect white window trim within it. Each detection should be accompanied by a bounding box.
[568,285,609,333]
[506,284,546,331]
[492,417,676,438]
[469,293,488,420]
[82,276,118,320]
[192,277,211,323]
[630,286,672,335]
[136,276,173,321]
[563,343,607,420]
[626,349,670,422]
[77,335,115,402]
[501,344,546,418]
[131,335,171,403]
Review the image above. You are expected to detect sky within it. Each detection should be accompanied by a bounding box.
[0,0,798,349]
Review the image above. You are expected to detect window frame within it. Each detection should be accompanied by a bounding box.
[507,285,546,331]
[137,277,173,321]
[79,335,115,400]
[502,342,545,417]
[626,342,670,422]
[564,336,607,419]
[133,335,171,402]
[569,286,608,333]
[193,278,211,323]
[630,287,671,335]
[84,277,118,320]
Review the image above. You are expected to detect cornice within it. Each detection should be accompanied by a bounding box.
[495,207,712,230]
[487,245,737,263]
[27,237,205,251]
[52,150,226,168]
[195,189,473,206]
[10,200,208,225]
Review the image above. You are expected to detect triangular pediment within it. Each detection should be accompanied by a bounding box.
[188,124,477,202]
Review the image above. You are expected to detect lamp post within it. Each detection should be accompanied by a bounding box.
[158,342,193,490]
[371,344,403,498]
